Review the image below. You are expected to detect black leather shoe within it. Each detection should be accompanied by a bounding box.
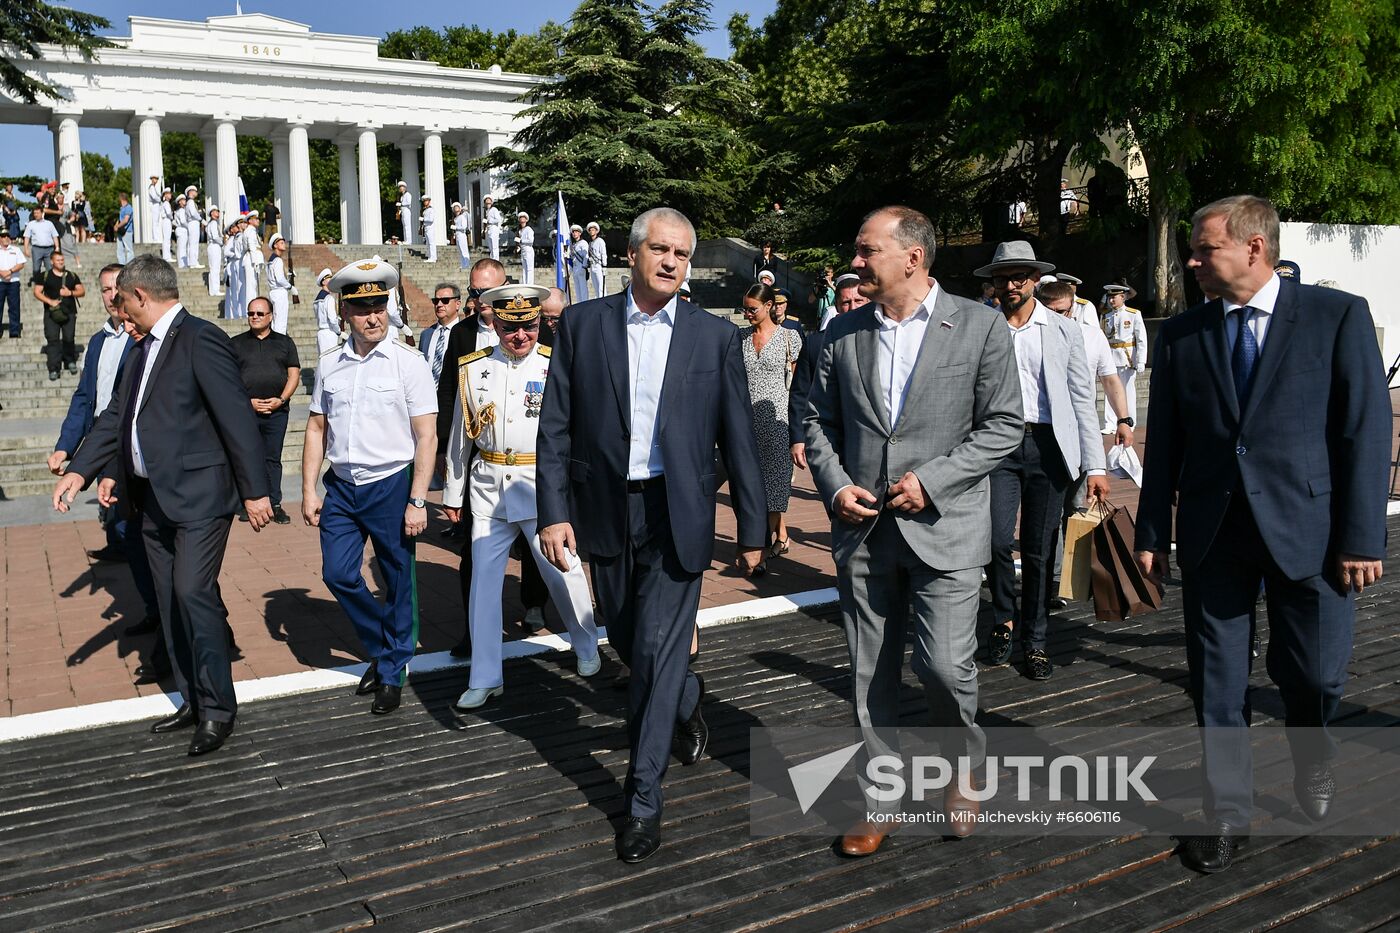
[673,675,708,766]
[1181,823,1248,873]
[1295,762,1336,821]
[86,546,128,563]
[449,638,472,659]
[126,615,161,635]
[616,816,662,863]
[371,683,402,715]
[271,506,291,525]
[355,667,381,696]
[188,719,234,756]
[151,703,197,733]
[987,622,1013,666]
[1024,649,1053,681]
[134,659,173,683]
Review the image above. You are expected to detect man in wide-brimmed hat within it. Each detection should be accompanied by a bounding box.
[975,241,1108,682]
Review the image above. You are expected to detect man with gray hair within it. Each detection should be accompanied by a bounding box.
[538,206,767,863]
[52,253,272,756]
[804,206,1023,853]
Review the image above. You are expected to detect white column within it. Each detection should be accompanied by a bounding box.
[214,119,240,221]
[483,130,512,202]
[271,136,291,234]
[137,115,164,243]
[128,127,143,242]
[51,110,84,197]
[423,130,448,245]
[337,139,359,245]
[455,137,470,208]
[287,122,315,245]
[398,140,421,206]
[201,132,218,212]
[357,125,382,245]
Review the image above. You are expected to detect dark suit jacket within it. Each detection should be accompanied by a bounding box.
[788,327,824,446]
[68,306,268,523]
[56,326,137,454]
[1136,280,1391,580]
[537,292,767,574]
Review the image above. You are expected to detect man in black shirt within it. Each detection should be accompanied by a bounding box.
[230,296,300,524]
[32,251,84,380]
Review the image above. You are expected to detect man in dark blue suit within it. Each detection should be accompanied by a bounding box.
[1136,195,1390,873]
[49,263,162,661]
[538,207,767,863]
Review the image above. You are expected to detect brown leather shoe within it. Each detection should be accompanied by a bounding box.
[838,819,891,857]
[943,773,983,839]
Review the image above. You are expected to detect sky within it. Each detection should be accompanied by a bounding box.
[4,0,776,185]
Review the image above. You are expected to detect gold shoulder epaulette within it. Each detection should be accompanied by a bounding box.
[1124,306,1140,315]
[537,345,552,358]
[460,348,491,366]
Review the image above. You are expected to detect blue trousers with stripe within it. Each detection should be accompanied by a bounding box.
[320,468,417,686]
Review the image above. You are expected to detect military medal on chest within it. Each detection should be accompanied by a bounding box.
[525,380,545,418]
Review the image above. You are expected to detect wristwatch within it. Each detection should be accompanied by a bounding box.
[409,497,426,509]
[1117,417,1135,428]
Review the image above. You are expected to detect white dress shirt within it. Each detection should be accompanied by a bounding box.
[310,338,437,485]
[872,283,937,427]
[23,219,58,247]
[625,287,677,480]
[129,304,184,478]
[476,316,500,350]
[1223,270,1281,353]
[1077,318,1116,379]
[1006,301,1054,425]
[0,244,25,277]
[94,319,130,414]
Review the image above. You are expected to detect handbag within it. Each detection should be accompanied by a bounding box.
[1059,500,1111,600]
[1088,502,1163,621]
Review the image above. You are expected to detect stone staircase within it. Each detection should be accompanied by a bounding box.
[0,241,765,501]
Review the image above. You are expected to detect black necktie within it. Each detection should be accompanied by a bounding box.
[120,337,152,474]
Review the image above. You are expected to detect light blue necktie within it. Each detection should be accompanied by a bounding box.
[431,328,446,383]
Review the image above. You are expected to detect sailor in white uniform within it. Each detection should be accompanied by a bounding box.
[205,206,223,296]
[420,195,437,263]
[452,202,471,269]
[266,234,292,334]
[483,196,503,262]
[183,186,204,268]
[396,181,413,245]
[515,211,535,285]
[586,221,607,298]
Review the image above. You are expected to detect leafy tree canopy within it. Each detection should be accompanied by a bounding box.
[1,0,112,104]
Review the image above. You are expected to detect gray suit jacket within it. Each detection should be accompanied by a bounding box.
[1032,302,1107,482]
[804,287,1024,571]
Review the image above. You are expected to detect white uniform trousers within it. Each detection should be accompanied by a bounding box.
[589,266,604,299]
[174,226,189,267]
[269,288,290,334]
[158,219,173,261]
[424,226,437,262]
[521,248,534,285]
[185,224,203,267]
[468,515,598,690]
[487,227,501,261]
[1104,367,1140,432]
[455,232,471,269]
[570,266,589,304]
[207,244,223,296]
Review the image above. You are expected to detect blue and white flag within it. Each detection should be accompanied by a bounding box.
[554,191,569,293]
[237,177,249,215]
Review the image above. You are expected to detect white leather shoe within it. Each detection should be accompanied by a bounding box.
[577,654,602,678]
[455,685,503,710]
[524,607,546,632]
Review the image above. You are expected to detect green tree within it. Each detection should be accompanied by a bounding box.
[480,0,755,237]
[79,150,129,238]
[0,0,111,105]
[380,23,563,75]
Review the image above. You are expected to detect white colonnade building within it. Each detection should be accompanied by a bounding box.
[4,13,540,246]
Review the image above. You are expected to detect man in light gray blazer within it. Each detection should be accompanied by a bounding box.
[804,207,1023,856]
[978,242,1108,682]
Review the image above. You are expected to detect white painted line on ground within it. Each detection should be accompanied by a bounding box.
[0,587,842,743]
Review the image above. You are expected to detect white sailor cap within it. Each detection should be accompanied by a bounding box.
[586,221,600,231]
[421,194,431,202]
[247,210,260,218]
[176,194,186,202]
[834,273,860,288]
[316,267,333,283]
[224,218,241,232]
[757,269,776,284]
[1055,272,1083,285]
[569,223,583,233]
[328,258,400,303]
[269,233,285,247]
[162,187,172,194]
[517,211,529,220]
[184,185,198,195]
[1038,274,1058,286]
[451,201,462,210]
[396,180,408,188]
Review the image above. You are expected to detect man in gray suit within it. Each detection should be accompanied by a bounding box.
[978,242,1108,681]
[804,206,1023,855]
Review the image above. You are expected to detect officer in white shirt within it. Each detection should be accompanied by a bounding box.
[173,195,190,268]
[205,207,223,296]
[443,284,599,710]
[1099,283,1147,434]
[183,186,204,268]
[145,175,161,242]
[243,213,264,308]
[302,258,437,716]
[483,196,503,261]
[0,230,27,337]
[396,181,413,245]
[265,234,292,334]
[515,212,535,285]
[420,195,437,263]
[451,202,471,269]
[157,189,174,262]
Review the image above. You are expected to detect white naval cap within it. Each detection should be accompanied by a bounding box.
[421,194,431,201]
[757,269,776,284]
[517,211,529,220]
[1102,283,1137,300]
[834,273,860,287]
[1055,272,1083,285]
[397,180,408,188]
[569,223,582,233]
[316,266,333,283]
[184,185,198,194]
[451,201,462,210]
[586,221,600,231]
[328,258,400,303]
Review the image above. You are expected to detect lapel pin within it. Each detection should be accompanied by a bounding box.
[940,320,954,329]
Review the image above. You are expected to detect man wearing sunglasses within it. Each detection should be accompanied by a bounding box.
[230,296,300,525]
